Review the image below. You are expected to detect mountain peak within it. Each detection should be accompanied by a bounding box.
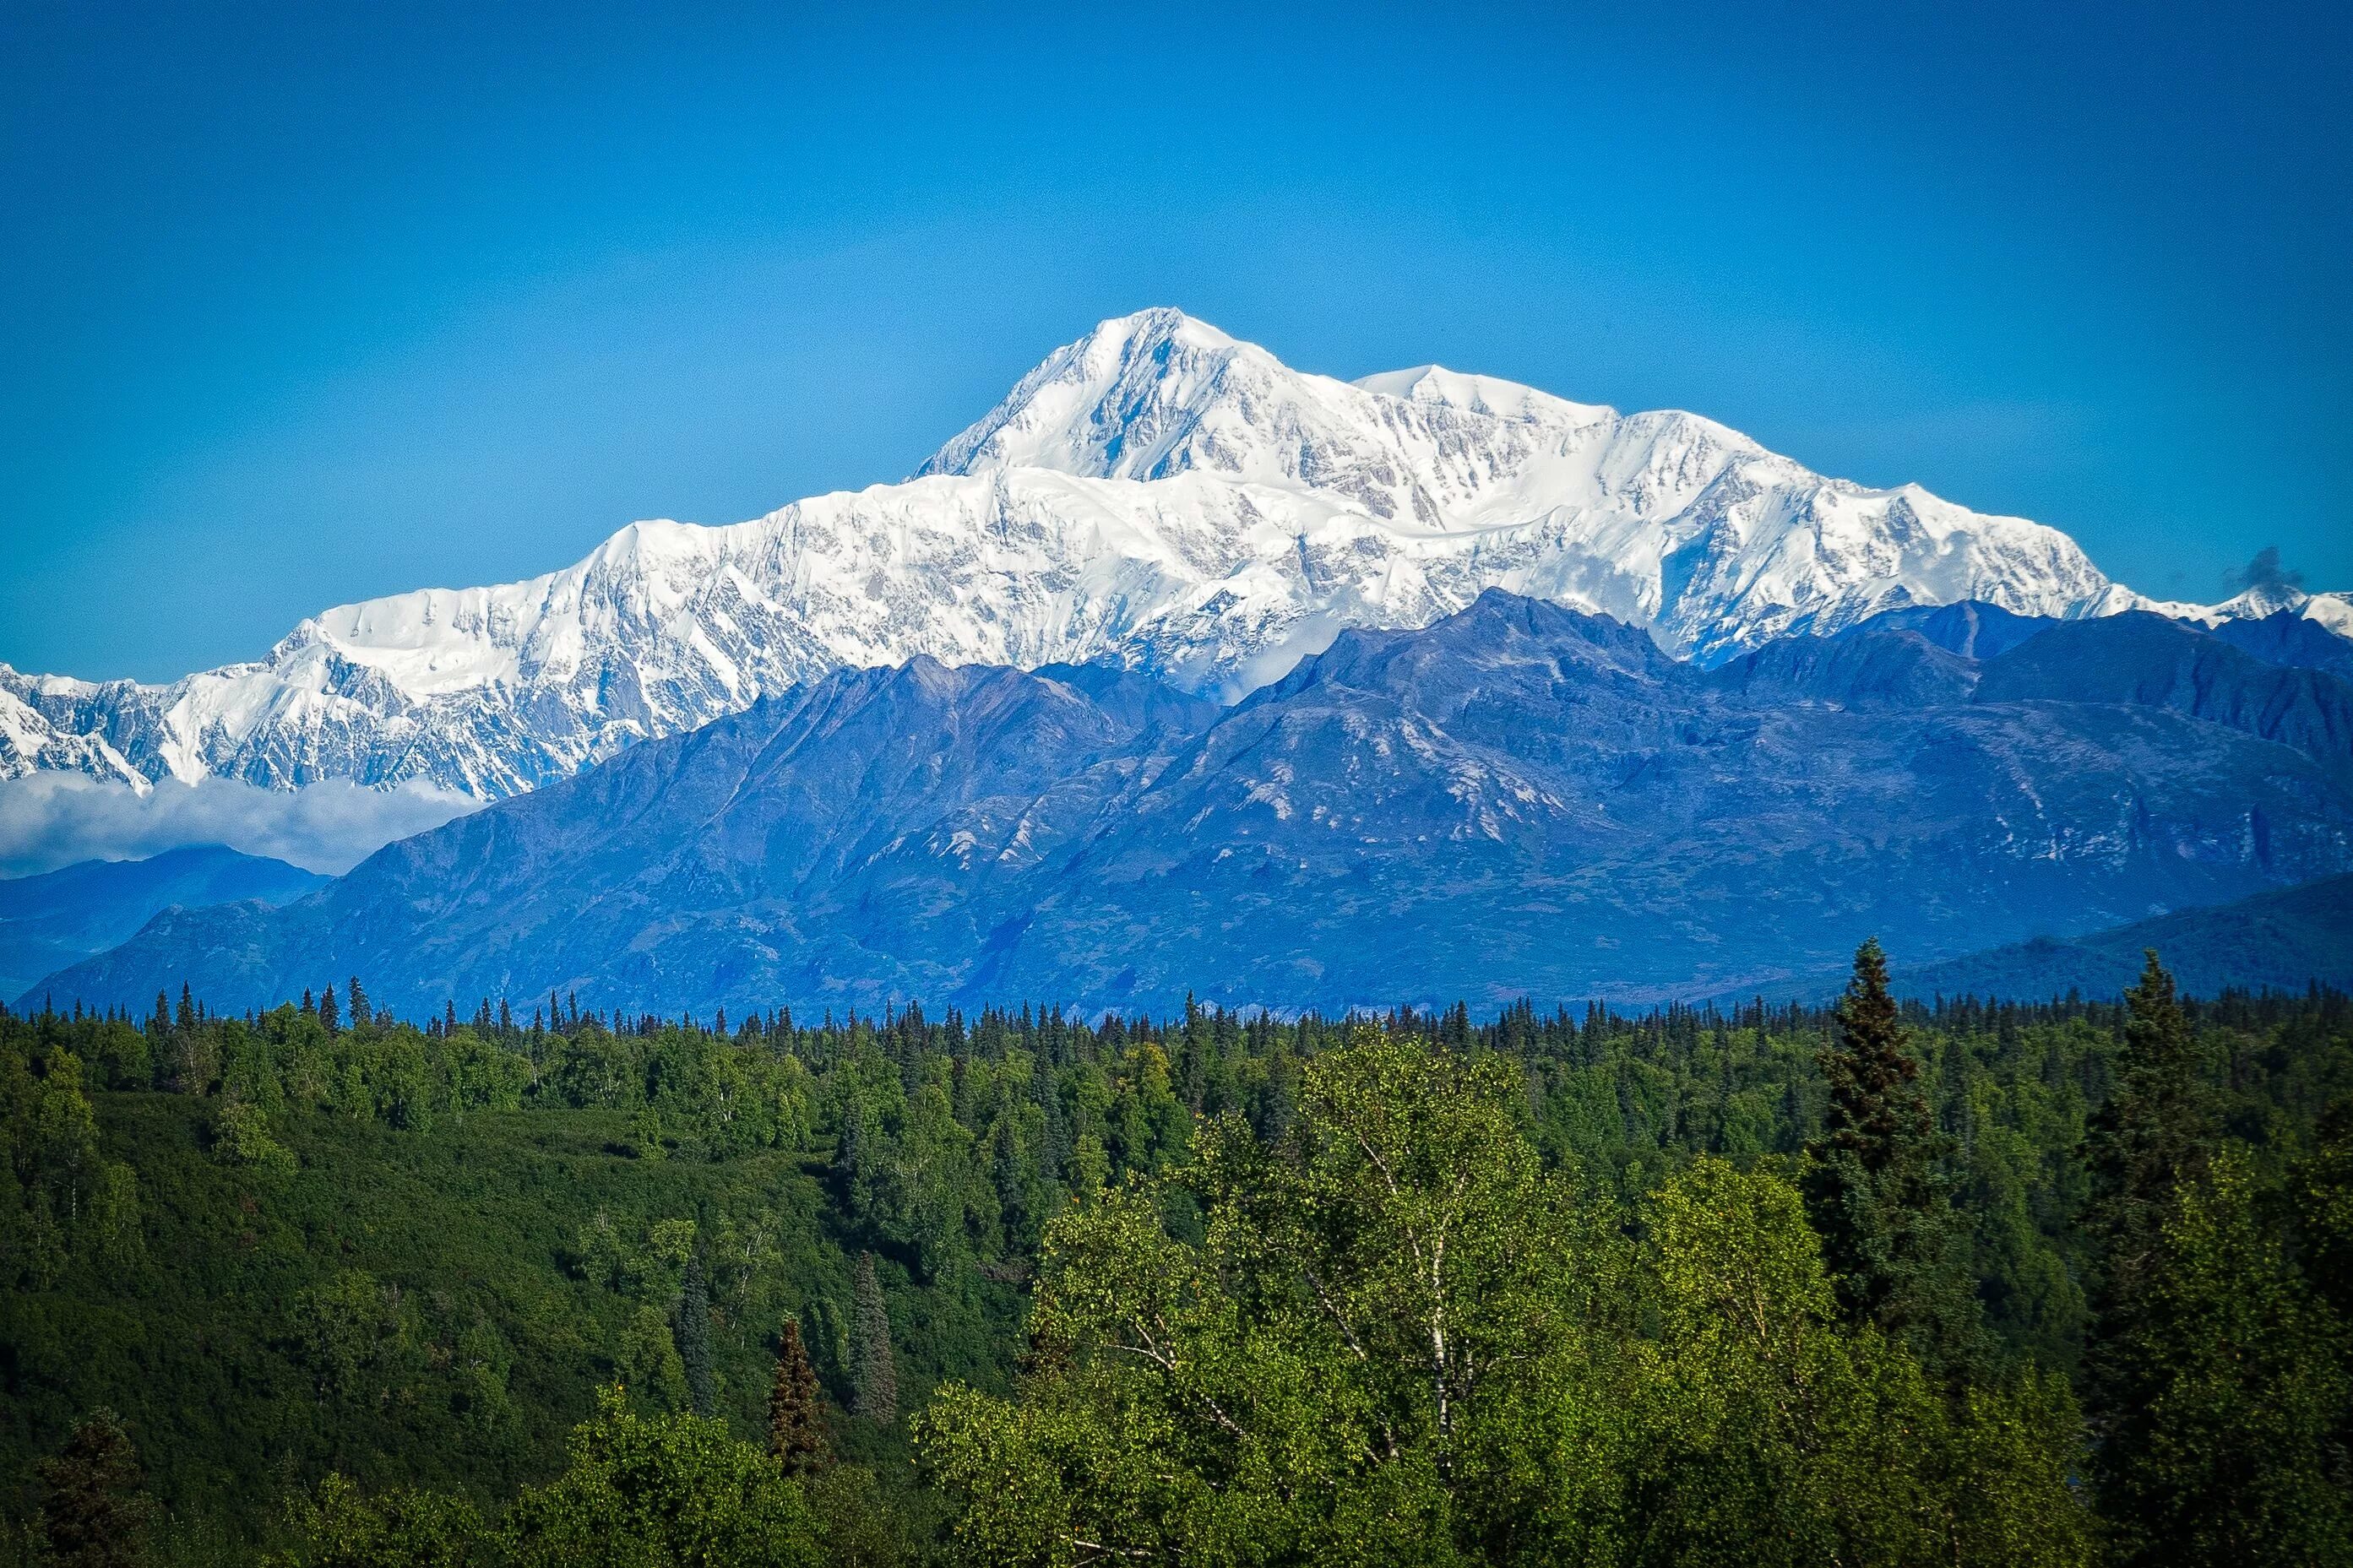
[14,309,2332,811]
[913,307,1268,484]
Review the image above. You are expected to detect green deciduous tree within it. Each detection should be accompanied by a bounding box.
[501,1387,821,1568]
[270,1473,482,1567]
[2088,1146,2350,1565]
[918,1031,2089,1567]
[614,1305,688,1413]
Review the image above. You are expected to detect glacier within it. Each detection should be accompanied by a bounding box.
[4,307,2345,802]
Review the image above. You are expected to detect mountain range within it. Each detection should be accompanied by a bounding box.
[0,845,325,1004]
[24,591,2352,1017]
[8,308,2346,805]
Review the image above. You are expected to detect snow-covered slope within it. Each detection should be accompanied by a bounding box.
[919,308,2115,659]
[3,307,2334,800]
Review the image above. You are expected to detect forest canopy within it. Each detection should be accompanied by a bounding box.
[3,955,2350,1565]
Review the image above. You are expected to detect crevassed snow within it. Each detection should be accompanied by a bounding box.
[3,307,2340,801]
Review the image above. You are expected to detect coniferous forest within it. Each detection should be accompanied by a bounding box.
[3,954,2350,1565]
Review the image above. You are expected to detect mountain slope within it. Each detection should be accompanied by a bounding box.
[0,846,327,1003]
[4,308,2220,804]
[1895,872,2353,1001]
[28,594,2353,1017]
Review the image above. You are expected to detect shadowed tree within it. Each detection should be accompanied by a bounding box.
[676,1254,715,1417]
[2084,952,2350,1564]
[1801,937,1984,1381]
[39,1409,154,1568]
[768,1317,829,1476]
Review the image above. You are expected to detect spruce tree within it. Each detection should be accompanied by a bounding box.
[1035,1054,1071,1183]
[767,1317,829,1475]
[2081,952,2350,1561]
[2083,951,2214,1313]
[38,1409,152,1568]
[1801,937,1982,1379]
[850,1252,897,1424]
[676,1254,715,1416]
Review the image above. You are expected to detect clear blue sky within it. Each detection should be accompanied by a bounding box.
[3,0,2346,681]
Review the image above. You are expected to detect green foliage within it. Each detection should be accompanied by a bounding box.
[4,977,2350,1561]
[214,1101,297,1178]
[917,1032,2094,1566]
[271,1473,482,1568]
[2084,954,2219,1321]
[614,1310,688,1415]
[2079,954,2353,1565]
[850,1254,898,1424]
[673,1256,715,1418]
[2089,1147,2351,1565]
[270,1392,823,1568]
[499,1388,821,1568]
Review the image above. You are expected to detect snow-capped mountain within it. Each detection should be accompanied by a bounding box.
[3,307,2339,800]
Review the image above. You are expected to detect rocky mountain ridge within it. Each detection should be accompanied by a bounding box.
[27,593,2353,1016]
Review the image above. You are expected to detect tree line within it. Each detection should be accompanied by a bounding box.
[3,954,2350,1563]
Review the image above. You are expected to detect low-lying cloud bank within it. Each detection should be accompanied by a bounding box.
[0,773,481,878]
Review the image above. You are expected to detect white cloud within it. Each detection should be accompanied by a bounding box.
[0,773,481,878]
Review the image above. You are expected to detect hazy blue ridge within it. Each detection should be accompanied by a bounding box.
[0,845,327,1005]
[2209,609,2353,681]
[1894,871,2353,1001]
[1840,598,2353,683]
[21,594,2353,1018]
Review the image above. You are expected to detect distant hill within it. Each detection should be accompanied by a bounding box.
[0,846,327,1006]
[27,594,2353,1019]
[1896,873,2353,1001]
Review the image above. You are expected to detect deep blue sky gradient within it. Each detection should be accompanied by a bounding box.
[3,0,2347,680]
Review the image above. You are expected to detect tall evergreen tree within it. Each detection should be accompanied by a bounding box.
[1801,937,1983,1379]
[1035,1054,1070,1182]
[676,1255,715,1417]
[38,1409,153,1568]
[767,1318,829,1476]
[850,1252,897,1424]
[2084,953,2350,1562]
[2083,951,2215,1315]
